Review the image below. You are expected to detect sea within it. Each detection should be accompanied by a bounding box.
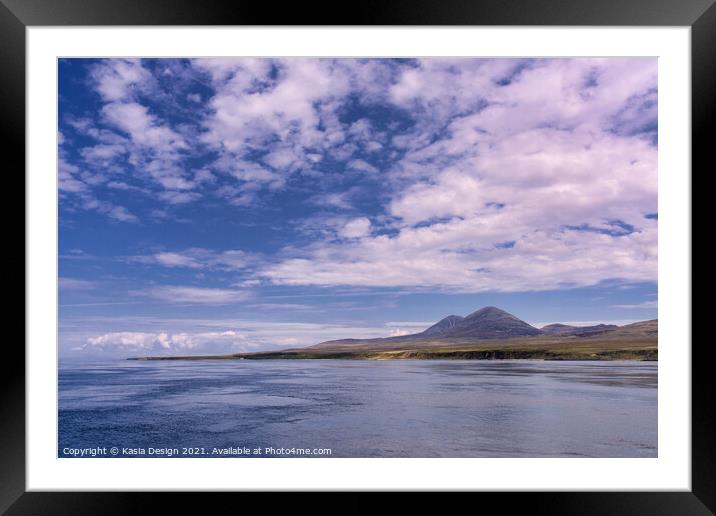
[58,359,657,458]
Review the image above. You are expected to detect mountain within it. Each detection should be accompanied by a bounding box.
[419,315,464,336]
[541,323,618,336]
[134,309,658,361]
[309,306,541,350]
[299,310,659,353]
[597,319,657,338]
[540,323,574,334]
[441,306,541,339]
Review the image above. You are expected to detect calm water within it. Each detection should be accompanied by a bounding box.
[58,360,657,458]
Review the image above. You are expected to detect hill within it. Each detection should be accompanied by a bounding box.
[541,323,618,336]
[310,306,541,351]
[131,307,658,362]
[439,306,542,339]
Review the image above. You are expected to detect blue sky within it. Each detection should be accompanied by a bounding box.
[58,58,657,358]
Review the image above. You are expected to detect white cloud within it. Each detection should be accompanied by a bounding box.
[610,300,658,309]
[532,319,645,328]
[137,286,252,304]
[193,169,215,184]
[157,191,201,204]
[90,58,152,102]
[71,192,139,224]
[193,58,394,199]
[339,217,372,239]
[347,159,378,174]
[248,303,313,311]
[142,252,203,269]
[311,192,354,210]
[58,157,86,193]
[80,143,127,164]
[84,330,248,353]
[132,248,254,270]
[262,223,656,293]
[102,102,186,153]
[59,277,96,290]
[106,205,139,223]
[61,59,204,220]
[106,181,146,193]
[261,58,657,294]
[78,317,434,355]
[60,58,657,295]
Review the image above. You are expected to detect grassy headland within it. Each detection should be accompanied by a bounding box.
[130,332,657,362]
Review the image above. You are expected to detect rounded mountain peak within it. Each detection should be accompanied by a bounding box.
[465,306,513,319]
[421,314,465,336]
[451,306,541,338]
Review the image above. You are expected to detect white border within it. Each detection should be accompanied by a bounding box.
[27,27,691,491]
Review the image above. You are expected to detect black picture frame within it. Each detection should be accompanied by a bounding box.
[3,0,712,513]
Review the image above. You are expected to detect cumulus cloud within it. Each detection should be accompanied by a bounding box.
[262,225,656,292]
[190,58,398,201]
[311,192,355,210]
[196,58,350,154]
[90,58,152,102]
[60,59,203,224]
[58,156,86,194]
[260,58,657,293]
[339,218,372,239]
[80,318,434,355]
[347,159,378,174]
[60,58,657,295]
[106,205,140,223]
[84,330,249,353]
[102,102,185,151]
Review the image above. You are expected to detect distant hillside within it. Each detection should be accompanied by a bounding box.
[541,323,574,334]
[541,323,618,336]
[132,307,658,362]
[306,307,656,353]
[598,319,657,338]
[440,306,542,339]
[310,306,541,350]
[420,315,464,336]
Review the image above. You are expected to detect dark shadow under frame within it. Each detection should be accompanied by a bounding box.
[2,0,712,513]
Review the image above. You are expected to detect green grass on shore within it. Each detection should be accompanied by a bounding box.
[131,337,657,362]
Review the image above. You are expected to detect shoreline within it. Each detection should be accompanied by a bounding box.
[129,348,657,362]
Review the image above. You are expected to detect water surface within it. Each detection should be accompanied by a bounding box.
[59,359,657,458]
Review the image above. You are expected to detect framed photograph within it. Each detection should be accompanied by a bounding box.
[5,0,712,512]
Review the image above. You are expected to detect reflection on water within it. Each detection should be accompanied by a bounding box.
[59,360,657,458]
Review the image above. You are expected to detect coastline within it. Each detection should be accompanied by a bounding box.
[129,348,657,362]
[129,316,658,363]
